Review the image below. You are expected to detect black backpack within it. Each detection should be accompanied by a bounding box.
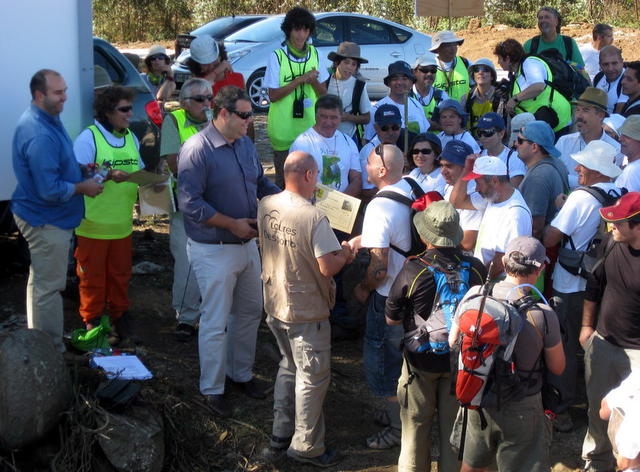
[374,176,427,257]
[593,71,623,100]
[522,48,591,102]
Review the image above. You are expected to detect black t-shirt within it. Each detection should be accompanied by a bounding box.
[585,237,640,349]
[385,248,487,372]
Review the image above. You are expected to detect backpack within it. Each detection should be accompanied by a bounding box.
[529,35,574,62]
[403,256,471,354]
[593,71,623,101]
[557,186,625,278]
[454,283,546,411]
[374,177,443,257]
[522,48,591,102]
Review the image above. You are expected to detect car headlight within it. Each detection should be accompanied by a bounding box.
[228,49,252,65]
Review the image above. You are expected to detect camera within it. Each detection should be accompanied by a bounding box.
[292,97,304,118]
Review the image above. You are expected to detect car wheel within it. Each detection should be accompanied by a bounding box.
[247,69,270,112]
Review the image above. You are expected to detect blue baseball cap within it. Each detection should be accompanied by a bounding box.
[374,104,402,125]
[476,112,505,130]
[439,140,474,167]
[521,121,561,158]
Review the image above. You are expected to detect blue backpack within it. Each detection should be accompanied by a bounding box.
[403,257,471,354]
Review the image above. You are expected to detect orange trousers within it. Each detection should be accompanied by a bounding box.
[75,235,132,324]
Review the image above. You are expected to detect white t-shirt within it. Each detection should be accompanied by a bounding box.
[471,189,533,266]
[359,137,379,190]
[550,182,622,293]
[444,182,483,231]
[363,95,429,141]
[516,57,547,89]
[264,46,330,90]
[616,159,640,192]
[361,179,414,297]
[290,127,361,192]
[594,70,628,114]
[326,75,371,138]
[437,130,481,154]
[407,167,446,195]
[555,133,623,188]
[579,43,600,81]
[74,120,142,166]
[481,146,527,178]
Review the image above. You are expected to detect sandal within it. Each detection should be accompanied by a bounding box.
[366,426,401,449]
[373,408,390,427]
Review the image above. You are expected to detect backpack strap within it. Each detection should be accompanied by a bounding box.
[530,36,540,55]
[403,176,426,198]
[562,35,573,61]
[460,56,470,69]
[351,79,366,116]
[434,88,444,103]
[534,159,569,193]
[593,71,605,88]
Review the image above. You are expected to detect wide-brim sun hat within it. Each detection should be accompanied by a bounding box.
[147,44,167,58]
[571,140,622,178]
[383,61,415,86]
[413,200,463,248]
[190,35,220,64]
[429,30,464,53]
[413,53,438,69]
[469,58,497,82]
[573,87,609,117]
[328,41,368,64]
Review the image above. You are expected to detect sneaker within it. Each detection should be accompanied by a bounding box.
[366,426,401,449]
[553,411,574,433]
[174,323,196,341]
[287,447,340,468]
[227,377,268,400]
[203,394,231,418]
[270,434,292,450]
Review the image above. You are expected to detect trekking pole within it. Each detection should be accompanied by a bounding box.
[403,91,409,168]
[471,261,494,348]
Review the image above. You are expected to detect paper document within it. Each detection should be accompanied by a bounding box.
[139,183,175,216]
[91,355,153,380]
[126,170,171,185]
[314,184,361,234]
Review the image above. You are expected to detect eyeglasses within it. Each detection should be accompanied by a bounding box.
[187,95,213,103]
[411,148,434,155]
[229,109,253,120]
[380,124,401,132]
[517,136,532,145]
[374,144,387,169]
[116,105,133,113]
[476,129,497,138]
[149,54,166,61]
[418,66,438,74]
[474,66,492,73]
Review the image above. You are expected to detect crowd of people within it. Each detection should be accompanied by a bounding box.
[9,5,640,472]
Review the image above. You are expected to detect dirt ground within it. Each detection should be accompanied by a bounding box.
[2,23,632,472]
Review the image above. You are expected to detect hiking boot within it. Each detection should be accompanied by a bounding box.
[373,408,390,427]
[204,394,231,418]
[366,426,401,449]
[174,322,196,341]
[227,377,268,399]
[270,434,292,451]
[287,447,341,468]
[114,311,133,340]
[553,411,574,433]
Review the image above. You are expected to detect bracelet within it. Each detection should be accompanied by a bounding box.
[581,325,593,328]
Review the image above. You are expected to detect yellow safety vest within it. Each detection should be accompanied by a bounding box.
[75,126,140,240]
[267,46,320,151]
[513,57,572,132]
[434,57,470,102]
[171,109,200,145]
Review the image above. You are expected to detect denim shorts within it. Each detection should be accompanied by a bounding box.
[363,291,403,397]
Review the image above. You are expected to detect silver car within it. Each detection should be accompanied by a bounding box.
[172,12,431,111]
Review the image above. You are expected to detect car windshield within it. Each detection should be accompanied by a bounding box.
[191,16,264,39]
[225,16,283,43]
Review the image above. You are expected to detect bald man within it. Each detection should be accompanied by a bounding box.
[350,144,415,449]
[258,151,352,466]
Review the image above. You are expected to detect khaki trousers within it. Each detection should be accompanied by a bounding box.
[267,316,331,458]
[14,214,73,352]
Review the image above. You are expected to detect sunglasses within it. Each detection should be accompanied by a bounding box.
[149,54,167,61]
[229,109,253,120]
[187,95,213,103]
[418,66,438,74]
[374,144,387,169]
[474,66,492,73]
[411,148,434,155]
[380,124,401,132]
[517,136,532,145]
[476,129,497,138]
[116,105,133,113]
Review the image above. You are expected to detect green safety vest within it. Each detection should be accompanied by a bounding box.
[267,46,320,151]
[433,57,470,102]
[75,125,140,240]
[513,57,572,132]
[171,109,200,145]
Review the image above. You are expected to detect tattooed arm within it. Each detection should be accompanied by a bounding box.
[353,247,389,304]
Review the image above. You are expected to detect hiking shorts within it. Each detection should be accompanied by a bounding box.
[461,393,552,472]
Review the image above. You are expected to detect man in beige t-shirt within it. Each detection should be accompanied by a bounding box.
[258,151,352,467]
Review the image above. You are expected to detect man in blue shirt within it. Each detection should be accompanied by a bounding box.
[11,69,103,352]
[178,85,280,417]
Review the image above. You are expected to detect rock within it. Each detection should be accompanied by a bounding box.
[132,261,164,275]
[98,406,164,472]
[0,328,72,450]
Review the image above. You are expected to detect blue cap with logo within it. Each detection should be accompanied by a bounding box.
[476,112,506,130]
[374,104,402,126]
[439,140,474,167]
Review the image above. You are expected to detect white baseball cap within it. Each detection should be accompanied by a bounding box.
[571,140,622,178]
[462,156,508,180]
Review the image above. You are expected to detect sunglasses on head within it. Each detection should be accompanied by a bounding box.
[418,66,438,74]
[116,105,133,113]
[476,129,497,138]
[187,95,213,103]
[411,148,434,155]
[229,109,253,120]
[374,144,387,169]
[380,124,401,132]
